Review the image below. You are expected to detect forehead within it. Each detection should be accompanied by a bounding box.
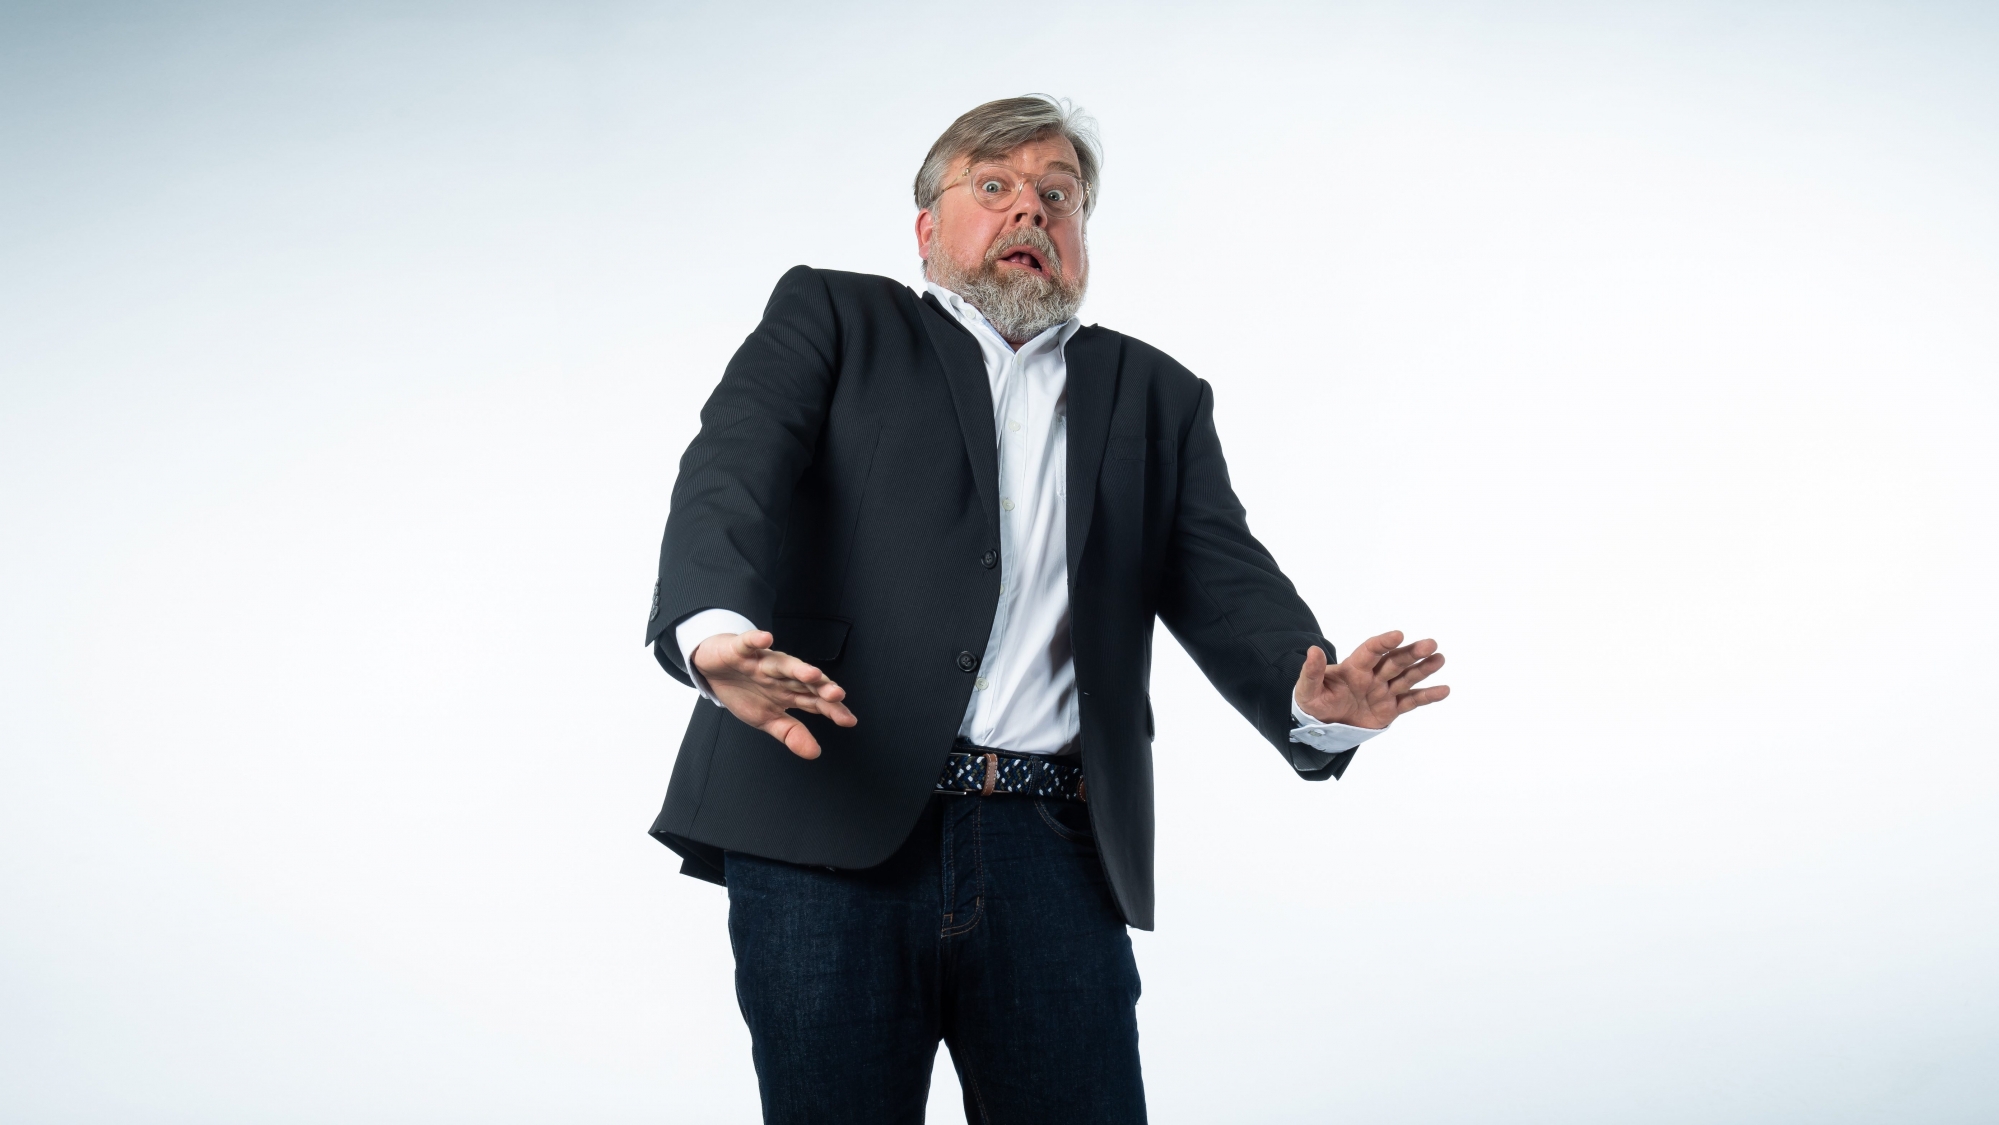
[962,134,1083,176]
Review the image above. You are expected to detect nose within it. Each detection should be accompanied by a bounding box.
[1009,183,1046,228]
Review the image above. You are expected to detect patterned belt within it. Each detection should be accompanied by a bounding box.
[936,745,1087,802]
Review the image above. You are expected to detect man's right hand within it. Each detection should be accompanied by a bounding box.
[690,630,856,760]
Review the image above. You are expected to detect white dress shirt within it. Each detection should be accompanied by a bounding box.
[675,281,1384,760]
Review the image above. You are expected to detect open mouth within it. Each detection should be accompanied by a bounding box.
[995,246,1050,278]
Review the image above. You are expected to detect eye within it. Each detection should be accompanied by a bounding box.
[1042,187,1067,203]
[977,178,1007,195]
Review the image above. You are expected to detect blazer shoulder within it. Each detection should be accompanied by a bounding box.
[777,266,918,308]
[1081,324,1204,398]
[758,267,923,347]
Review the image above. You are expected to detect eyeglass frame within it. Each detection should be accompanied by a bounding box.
[947,162,1092,219]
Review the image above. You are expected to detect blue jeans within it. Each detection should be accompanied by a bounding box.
[725,793,1147,1124]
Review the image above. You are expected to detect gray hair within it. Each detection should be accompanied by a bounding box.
[913,95,1102,219]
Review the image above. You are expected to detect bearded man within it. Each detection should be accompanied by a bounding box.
[644,95,1449,1125]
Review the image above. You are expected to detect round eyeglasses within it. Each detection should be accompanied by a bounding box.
[952,163,1090,219]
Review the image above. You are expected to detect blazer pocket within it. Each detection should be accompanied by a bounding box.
[770,615,851,663]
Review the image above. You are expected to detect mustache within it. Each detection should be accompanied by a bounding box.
[983,227,1064,278]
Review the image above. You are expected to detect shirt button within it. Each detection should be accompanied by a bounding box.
[974,677,990,690]
[1007,419,1020,432]
[957,651,979,673]
[1002,498,1015,511]
[981,549,998,568]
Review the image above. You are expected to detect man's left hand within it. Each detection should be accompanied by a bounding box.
[1294,630,1450,730]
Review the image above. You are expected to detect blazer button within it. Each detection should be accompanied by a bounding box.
[956,651,979,673]
[981,550,998,569]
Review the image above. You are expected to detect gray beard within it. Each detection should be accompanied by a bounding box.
[927,232,1087,344]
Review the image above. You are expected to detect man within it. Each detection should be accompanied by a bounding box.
[645,95,1448,1124]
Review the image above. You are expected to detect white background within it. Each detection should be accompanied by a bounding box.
[3,2,1994,1122]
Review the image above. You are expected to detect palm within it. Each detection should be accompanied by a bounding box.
[1295,631,1449,729]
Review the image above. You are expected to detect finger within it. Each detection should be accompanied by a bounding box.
[775,681,857,724]
[1387,653,1445,692]
[1349,631,1404,667]
[811,698,858,728]
[759,714,822,759]
[758,657,850,706]
[1372,638,1438,678]
[764,653,838,693]
[776,655,824,683]
[733,630,775,656]
[1394,685,1451,713]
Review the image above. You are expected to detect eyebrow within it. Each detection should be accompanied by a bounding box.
[971,155,1084,177]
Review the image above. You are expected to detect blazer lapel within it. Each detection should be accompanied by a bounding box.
[918,293,1001,537]
[1063,325,1120,588]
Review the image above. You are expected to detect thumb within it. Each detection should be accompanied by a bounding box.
[779,717,822,760]
[1298,645,1328,691]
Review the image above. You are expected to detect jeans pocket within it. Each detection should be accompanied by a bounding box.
[1034,798,1094,844]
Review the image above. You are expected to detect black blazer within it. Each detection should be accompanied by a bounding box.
[646,266,1353,930]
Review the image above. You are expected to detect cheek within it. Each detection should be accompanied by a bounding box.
[1058,229,1087,272]
[947,218,998,262]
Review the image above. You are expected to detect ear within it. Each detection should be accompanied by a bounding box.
[914,208,935,263]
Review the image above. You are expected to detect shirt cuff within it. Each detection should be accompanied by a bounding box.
[1288,694,1387,755]
[675,608,757,706]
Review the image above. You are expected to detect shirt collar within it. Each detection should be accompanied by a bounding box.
[922,280,1081,357]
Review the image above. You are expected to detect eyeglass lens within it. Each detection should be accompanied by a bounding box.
[968,165,1084,217]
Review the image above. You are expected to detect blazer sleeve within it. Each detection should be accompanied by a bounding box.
[645,265,840,685]
[1155,379,1356,780]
